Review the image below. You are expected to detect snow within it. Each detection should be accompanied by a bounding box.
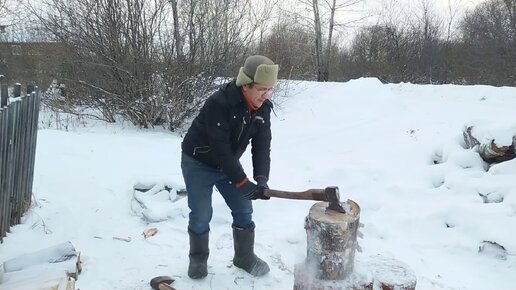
[1,78,516,289]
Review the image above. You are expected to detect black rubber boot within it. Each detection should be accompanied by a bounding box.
[188,231,209,279]
[232,225,270,276]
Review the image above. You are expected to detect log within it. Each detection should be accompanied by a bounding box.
[0,268,75,290]
[0,241,80,290]
[463,126,516,163]
[3,241,77,272]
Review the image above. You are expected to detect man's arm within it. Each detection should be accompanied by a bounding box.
[251,103,272,181]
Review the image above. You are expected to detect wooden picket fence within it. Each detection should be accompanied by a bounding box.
[0,82,40,242]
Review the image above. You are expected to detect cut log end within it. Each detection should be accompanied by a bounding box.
[294,261,373,290]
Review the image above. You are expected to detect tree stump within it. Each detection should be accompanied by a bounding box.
[294,200,362,289]
[293,200,417,290]
[306,200,361,280]
[360,254,417,290]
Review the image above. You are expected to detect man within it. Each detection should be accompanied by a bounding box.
[181,55,279,279]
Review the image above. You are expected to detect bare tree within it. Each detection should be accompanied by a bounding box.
[0,0,10,19]
[30,0,177,125]
[29,0,276,130]
[260,13,316,80]
[312,0,324,81]
[444,0,463,43]
[402,0,444,82]
[0,0,24,38]
[168,0,183,62]
[459,0,516,85]
[306,0,365,81]
[164,0,277,129]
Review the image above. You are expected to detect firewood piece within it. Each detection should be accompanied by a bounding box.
[113,236,132,242]
[0,241,80,290]
[0,268,75,290]
[143,228,158,239]
[463,126,516,163]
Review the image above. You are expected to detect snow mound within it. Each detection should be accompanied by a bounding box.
[466,120,516,147]
[428,135,516,256]
[131,179,187,223]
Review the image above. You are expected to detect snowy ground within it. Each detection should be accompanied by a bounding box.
[1,78,515,289]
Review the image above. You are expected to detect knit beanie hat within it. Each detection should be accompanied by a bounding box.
[236,55,279,87]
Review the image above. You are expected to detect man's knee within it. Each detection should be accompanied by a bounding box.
[189,213,211,235]
[231,206,253,229]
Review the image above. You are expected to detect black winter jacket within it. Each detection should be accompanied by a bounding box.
[181,80,272,184]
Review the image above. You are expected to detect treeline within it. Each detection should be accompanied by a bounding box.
[261,0,515,86]
[335,0,516,85]
[0,0,514,131]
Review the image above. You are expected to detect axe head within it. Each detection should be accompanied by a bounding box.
[324,186,346,213]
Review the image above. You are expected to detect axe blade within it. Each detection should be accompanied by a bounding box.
[325,186,346,214]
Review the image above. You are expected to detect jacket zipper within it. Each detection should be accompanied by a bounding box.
[237,116,246,142]
[237,109,252,142]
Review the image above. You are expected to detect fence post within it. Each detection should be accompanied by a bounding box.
[13,83,21,98]
[9,100,23,225]
[0,107,7,240]
[27,85,35,95]
[2,98,15,238]
[25,89,40,206]
[0,84,8,239]
[13,94,28,224]
[0,84,7,107]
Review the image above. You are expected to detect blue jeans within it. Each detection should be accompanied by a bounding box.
[181,153,254,235]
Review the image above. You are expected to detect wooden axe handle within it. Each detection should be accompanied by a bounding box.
[264,189,327,201]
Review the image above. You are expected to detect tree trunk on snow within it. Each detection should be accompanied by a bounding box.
[463,126,516,163]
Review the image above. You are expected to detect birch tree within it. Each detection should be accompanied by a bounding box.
[306,0,365,81]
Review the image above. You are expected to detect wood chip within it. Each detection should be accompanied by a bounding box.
[76,252,82,274]
[113,236,132,242]
[143,228,158,239]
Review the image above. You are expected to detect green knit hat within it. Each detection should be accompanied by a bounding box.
[236,55,279,87]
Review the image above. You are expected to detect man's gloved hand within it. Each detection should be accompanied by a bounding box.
[236,179,258,200]
[236,177,270,200]
[254,176,270,200]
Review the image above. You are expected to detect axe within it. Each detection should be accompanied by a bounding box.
[264,186,346,213]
